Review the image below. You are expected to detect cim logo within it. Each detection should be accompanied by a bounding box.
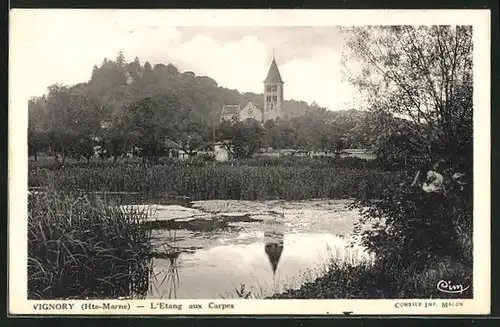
[436,280,470,294]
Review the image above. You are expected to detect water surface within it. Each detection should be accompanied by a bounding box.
[142,199,371,299]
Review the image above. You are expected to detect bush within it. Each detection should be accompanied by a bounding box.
[350,171,473,273]
[28,191,153,299]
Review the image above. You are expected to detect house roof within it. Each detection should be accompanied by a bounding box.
[221,104,241,117]
[242,102,261,111]
[164,139,181,148]
[264,59,284,84]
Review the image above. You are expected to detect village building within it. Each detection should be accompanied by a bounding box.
[213,143,230,162]
[220,54,284,124]
[239,102,263,122]
[219,104,241,122]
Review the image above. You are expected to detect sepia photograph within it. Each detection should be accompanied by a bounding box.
[8,9,490,315]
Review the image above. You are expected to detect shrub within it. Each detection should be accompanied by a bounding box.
[350,170,473,273]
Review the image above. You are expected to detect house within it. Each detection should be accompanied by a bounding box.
[214,143,230,162]
[195,142,231,162]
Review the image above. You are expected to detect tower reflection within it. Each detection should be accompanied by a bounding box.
[263,212,285,275]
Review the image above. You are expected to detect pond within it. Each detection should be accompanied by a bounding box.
[129,199,372,299]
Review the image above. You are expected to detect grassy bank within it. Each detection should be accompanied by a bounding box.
[29,158,402,201]
[28,191,153,299]
[267,257,472,299]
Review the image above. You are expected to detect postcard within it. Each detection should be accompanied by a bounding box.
[8,8,491,315]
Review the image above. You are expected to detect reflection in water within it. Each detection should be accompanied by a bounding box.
[264,232,284,275]
[163,253,180,299]
[149,229,181,299]
[146,232,369,299]
[142,200,372,299]
[263,212,286,276]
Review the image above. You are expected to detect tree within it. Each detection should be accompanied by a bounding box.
[43,84,105,165]
[121,92,200,162]
[28,96,49,161]
[97,115,129,163]
[127,57,143,83]
[332,134,345,155]
[264,120,298,150]
[91,65,99,81]
[175,112,210,157]
[216,119,265,159]
[343,25,473,171]
[344,26,474,272]
[142,61,157,85]
[178,133,205,157]
[116,51,126,69]
[121,97,165,162]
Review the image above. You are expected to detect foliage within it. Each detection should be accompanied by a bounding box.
[28,190,153,299]
[119,93,201,161]
[343,26,473,276]
[343,25,473,169]
[216,119,266,158]
[28,85,106,165]
[350,173,472,271]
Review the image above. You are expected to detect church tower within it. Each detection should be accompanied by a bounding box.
[263,51,284,122]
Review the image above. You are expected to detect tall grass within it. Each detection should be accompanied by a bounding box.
[28,190,153,299]
[29,160,402,201]
[268,256,472,299]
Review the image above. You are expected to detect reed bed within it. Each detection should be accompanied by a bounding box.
[29,160,402,201]
[28,190,153,299]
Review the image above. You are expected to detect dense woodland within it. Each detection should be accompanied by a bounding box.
[27,52,393,165]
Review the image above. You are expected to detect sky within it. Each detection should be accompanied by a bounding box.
[10,10,365,111]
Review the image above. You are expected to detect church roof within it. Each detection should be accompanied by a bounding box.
[221,104,241,117]
[264,59,284,84]
[243,102,260,110]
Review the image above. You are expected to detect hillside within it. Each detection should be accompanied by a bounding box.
[66,52,358,124]
[29,52,379,161]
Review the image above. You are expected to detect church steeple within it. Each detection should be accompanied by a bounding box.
[264,229,284,275]
[264,58,284,84]
[263,51,284,121]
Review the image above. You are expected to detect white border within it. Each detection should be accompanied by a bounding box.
[8,9,491,315]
